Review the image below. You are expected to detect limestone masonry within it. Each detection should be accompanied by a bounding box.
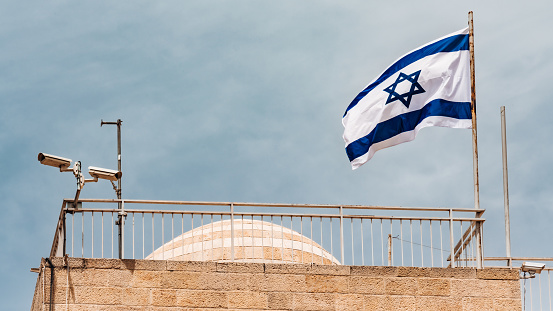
[31,257,521,310]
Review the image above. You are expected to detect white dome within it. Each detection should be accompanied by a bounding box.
[146,219,340,265]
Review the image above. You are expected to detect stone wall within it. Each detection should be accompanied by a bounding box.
[31,257,521,310]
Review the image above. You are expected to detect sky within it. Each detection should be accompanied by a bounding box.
[1,1,553,309]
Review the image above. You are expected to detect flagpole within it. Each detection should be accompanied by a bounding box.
[501,106,512,268]
[468,11,483,269]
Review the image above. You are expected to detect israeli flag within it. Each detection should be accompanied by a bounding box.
[343,28,472,170]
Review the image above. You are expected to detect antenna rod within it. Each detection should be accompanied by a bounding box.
[101,119,124,259]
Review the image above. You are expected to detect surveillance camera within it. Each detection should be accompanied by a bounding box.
[88,166,122,181]
[38,153,72,169]
[522,262,545,274]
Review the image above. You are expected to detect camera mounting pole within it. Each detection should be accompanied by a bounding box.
[101,119,124,259]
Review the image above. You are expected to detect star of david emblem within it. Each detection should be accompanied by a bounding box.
[383,70,426,108]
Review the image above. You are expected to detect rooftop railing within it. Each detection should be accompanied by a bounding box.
[50,198,485,268]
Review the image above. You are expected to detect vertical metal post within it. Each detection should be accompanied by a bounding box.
[351,218,354,265]
[400,220,404,266]
[420,221,423,267]
[320,216,323,264]
[361,219,365,266]
[62,202,67,257]
[387,234,392,266]
[449,209,455,268]
[270,215,275,262]
[92,212,94,258]
[310,217,314,264]
[468,11,483,269]
[370,219,374,265]
[101,119,123,259]
[390,220,393,266]
[339,206,344,265]
[230,204,235,262]
[440,221,444,267]
[430,221,434,267]
[501,106,512,267]
[410,220,413,267]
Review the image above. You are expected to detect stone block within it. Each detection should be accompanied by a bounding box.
[249,273,306,292]
[197,272,252,291]
[73,286,123,305]
[348,276,386,294]
[161,271,201,289]
[335,293,363,311]
[122,288,150,306]
[268,292,292,310]
[397,266,434,278]
[415,296,462,310]
[85,258,126,270]
[451,279,520,299]
[493,298,522,310]
[151,289,177,307]
[132,259,167,271]
[477,268,519,280]
[227,291,268,309]
[416,278,450,296]
[166,260,217,272]
[385,278,417,295]
[292,293,334,311]
[132,270,165,288]
[43,285,74,305]
[217,262,264,273]
[305,275,348,293]
[398,267,477,279]
[265,263,312,275]
[383,295,417,311]
[461,297,494,311]
[309,264,350,276]
[72,268,132,287]
[364,295,387,311]
[350,266,398,277]
[50,257,85,268]
[176,290,227,308]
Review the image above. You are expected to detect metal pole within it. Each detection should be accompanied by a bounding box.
[339,206,344,265]
[387,234,392,266]
[101,119,124,258]
[468,11,482,269]
[230,203,235,262]
[501,106,512,267]
[116,120,123,259]
[449,209,455,268]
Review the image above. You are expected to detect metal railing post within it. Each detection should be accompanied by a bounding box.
[119,200,125,259]
[475,212,483,269]
[449,209,455,268]
[230,203,235,262]
[388,234,392,266]
[339,206,344,265]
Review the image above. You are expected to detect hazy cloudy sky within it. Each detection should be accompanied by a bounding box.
[2,1,552,308]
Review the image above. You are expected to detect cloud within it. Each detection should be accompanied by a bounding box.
[2,1,553,308]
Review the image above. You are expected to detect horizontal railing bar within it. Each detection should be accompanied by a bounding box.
[63,198,485,213]
[484,257,553,262]
[66,207,485,222]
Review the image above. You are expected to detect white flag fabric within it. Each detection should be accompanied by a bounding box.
[343,28,472,170]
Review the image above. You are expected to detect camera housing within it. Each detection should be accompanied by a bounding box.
[521,262,545,274]
[88,166,122,181]
[37,153,72,169]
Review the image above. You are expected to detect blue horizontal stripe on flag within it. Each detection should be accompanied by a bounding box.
[345,99,472,162]
[343,34,469,117]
